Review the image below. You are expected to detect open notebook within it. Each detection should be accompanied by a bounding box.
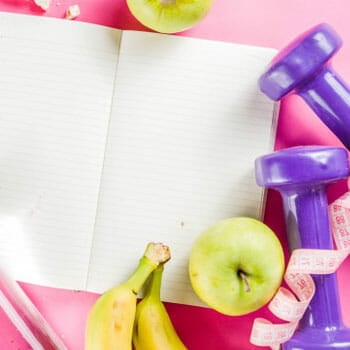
[0,12,278,306]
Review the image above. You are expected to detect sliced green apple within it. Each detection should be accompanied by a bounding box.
[126,0,215,34]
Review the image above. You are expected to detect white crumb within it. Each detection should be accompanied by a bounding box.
[65,4,80,20]
[33,0,51,10]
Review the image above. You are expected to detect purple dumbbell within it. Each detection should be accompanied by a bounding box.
[259,23,350,149]
[255,146,350,349]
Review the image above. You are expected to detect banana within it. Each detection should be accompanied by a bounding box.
[133,264,188,350]
[85,242,171,350]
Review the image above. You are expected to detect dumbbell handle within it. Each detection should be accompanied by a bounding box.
[282,186,344,330]
[299,67,350,149]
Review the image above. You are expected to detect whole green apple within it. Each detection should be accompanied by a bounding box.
[126,0,215,34]
[189,217,285,316]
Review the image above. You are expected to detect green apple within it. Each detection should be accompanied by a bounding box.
[126,0,215,34]
[189,217,285,316]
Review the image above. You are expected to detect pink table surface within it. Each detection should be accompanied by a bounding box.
[1,1,350,349]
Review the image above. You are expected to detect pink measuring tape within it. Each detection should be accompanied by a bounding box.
[250,190,350,349]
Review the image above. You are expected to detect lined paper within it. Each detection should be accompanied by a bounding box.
[87,31,277,305]
[0,13,121,289]
[0,13,277,305]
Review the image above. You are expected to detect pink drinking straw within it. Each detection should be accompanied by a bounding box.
[0,267,68,350]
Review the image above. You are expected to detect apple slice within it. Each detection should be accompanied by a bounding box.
[126,0,215,34]
[189,217,285,316]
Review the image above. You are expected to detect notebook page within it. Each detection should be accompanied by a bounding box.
[0,13,121,290]
[87,31,277,305]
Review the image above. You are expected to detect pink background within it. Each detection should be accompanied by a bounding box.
[1,0,350,349]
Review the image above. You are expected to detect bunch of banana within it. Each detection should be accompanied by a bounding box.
[85,242,171,350]
[132,264,188,350]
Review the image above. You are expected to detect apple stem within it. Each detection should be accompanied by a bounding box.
[160,0,175,6]
[239,271,251,292]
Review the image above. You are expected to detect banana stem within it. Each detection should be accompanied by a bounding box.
[124,243,170,295]
[124,257,157,295]
[145,265,164,301]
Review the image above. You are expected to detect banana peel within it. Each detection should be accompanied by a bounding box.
[133,264,187,350]
[85,242,171,350]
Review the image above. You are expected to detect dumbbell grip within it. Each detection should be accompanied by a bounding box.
[282,186,344,330]
[299,67,350,149]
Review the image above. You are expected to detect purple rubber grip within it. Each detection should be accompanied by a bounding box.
[255,146,350,349]
[259,23,350,149]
